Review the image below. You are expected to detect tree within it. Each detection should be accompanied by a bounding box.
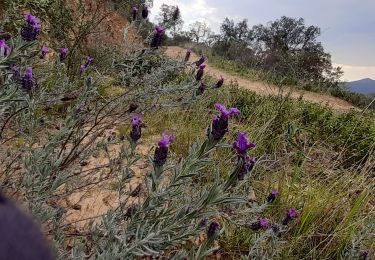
[188,21,212,43]
[157,4,183,34]
[213,16,339,84]
[220,18,250,43]
[250,16,334,80]
[251,17,321,52]
[212,18,253,63]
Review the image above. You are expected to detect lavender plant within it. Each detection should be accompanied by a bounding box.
[0,9,306,260]
[39,46,48,59]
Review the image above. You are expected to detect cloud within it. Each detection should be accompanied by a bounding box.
[151,0,219,30]
[334,63,375,81]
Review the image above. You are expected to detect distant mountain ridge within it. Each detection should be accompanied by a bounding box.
[345,78,375,95]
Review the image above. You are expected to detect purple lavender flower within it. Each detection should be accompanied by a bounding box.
[0,39,11,57]
[238,154,256,180]
[60,48,68,62]
[215,75,224,88]
[142,6,149,19]
[79,65,86,75]
[271,224,281,236]
[80,56,94,75]
[75,103,87,116]
[195,55,206,67]
[360,251,369,260]
[210,103,240,140]
[198,217,208,228]
[85,56,93,67]
[10,65,20,80]
[184,48,192,62]
[21,14,41,41]
[25,14,41,26]
[249,218,270,231]
[233,132,256,155]
[150,25,165,49]
[282,209,297,225]
[196,64,205,81]
[132,7,138,21]
[39,46,48,59]
[232,133,256,180]
[267,190,279,203]
[197,82,207,95]
[207,221,220,239]
[154,131,174,167]
[74,103,88,124]
[22,67,36,91]
[130,114,144,143]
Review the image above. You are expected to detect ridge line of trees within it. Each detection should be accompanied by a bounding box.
[157,4,343,86]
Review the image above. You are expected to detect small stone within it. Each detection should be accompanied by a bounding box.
[72,204,81,210]
[129,103,138,112]
[80,161,89,166]
[248,190,257,202]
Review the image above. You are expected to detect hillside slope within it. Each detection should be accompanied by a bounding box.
[166,46,359,111]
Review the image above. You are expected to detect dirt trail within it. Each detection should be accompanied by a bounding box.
[166,46,358,111]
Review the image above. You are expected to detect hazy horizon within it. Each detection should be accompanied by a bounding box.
[150,0,375,82]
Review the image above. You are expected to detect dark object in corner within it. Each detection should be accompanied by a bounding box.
[0,193,55,260]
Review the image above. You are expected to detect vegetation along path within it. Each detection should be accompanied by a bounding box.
[166,46,358,111]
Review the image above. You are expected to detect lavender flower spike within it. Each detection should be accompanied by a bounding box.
[195,55,206,67]
[215,75,224,88]
[22,67,36,91]
[207,221,220,239]
[282,208,297,225]
[130,114,144,143]
[150,25,165,49]
[142,6,149,19]
[60,48,68,61]
[132,7,138,21]
[237,155,256,180]
[0,39,11,57]
[360,251,369,260]
[196,64,205,81]
[198,217,208,228]
[184,48,192,62]
[210,103,240,140]
[79,65,86,75]
[154,131,174,167]
[80,56,94,75]
[267,190,279,203]
[249,218,270,231]
[197,82,207,95]
[233,133,256,180]
[10,65,20,80]
[39,46,48,59]
[85,56,94,67]
[21,14,41,41]
[233,132,256,155]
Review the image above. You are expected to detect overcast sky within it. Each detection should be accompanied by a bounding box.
[150,0,375,81]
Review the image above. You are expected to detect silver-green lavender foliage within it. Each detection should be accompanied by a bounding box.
[0,17,289,260]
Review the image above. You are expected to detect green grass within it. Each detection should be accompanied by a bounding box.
[140,77,375,259]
